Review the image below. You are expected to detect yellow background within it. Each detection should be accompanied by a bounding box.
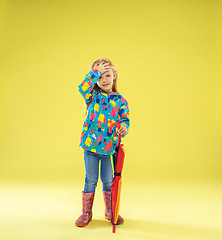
[1,1,222,239]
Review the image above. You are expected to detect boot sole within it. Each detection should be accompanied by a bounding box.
[105,215,124,225]
[75,218,92,227]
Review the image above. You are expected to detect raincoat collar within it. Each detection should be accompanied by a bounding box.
[98,86,120,96]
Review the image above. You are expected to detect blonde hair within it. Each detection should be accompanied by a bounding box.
[90,58,118,92]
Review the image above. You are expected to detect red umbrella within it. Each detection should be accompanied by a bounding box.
[109,121,125,233]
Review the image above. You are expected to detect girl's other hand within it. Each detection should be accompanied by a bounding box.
[93,61,110,74]
[116,124,128,135]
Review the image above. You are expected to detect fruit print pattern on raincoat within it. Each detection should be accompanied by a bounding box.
[78,69,130,155]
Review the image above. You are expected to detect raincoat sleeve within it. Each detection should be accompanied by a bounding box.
[78,69,102,107]
[118,100,130,138]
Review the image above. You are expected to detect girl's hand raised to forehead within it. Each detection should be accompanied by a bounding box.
[93,62,111,74]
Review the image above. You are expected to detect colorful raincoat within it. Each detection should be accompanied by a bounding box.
[78,69,130,155]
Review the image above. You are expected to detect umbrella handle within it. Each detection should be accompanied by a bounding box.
[118,132,121,144]
[109,121,122,144]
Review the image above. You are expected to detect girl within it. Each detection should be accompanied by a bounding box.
[75,58,130,227]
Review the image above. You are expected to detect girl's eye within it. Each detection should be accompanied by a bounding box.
[107,75,110,77]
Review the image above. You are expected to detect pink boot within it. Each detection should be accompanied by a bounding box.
[103,190,124,225]
[75,191,95,227]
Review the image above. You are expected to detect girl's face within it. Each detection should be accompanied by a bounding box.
[97,69,116,94]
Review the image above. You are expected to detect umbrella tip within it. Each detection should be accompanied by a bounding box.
[112,225,116,233]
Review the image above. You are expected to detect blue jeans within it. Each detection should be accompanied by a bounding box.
[83,149,114,193]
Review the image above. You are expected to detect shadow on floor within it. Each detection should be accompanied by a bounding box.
[83,219,111,229]
[82,218,222,240]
